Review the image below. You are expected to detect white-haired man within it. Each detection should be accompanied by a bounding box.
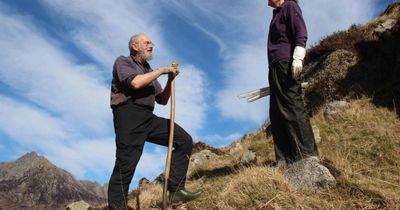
[108,33,202,209]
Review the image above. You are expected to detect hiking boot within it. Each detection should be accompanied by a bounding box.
[169,189,203,203]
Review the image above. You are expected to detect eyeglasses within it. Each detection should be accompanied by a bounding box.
[137,41,154,47]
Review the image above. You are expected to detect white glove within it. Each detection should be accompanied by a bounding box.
[292,46,306,79]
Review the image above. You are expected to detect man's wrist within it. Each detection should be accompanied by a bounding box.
[158,68,166,75]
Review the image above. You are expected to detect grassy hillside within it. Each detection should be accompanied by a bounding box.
[118,99,399,210]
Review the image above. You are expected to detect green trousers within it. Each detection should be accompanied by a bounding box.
[268,59,319,163]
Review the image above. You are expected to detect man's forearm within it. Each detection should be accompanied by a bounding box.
[157,78,172,105]
[131,68,164,90]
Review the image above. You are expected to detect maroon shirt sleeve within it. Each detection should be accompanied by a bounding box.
[284,1,307,47]
[115,56,139,88]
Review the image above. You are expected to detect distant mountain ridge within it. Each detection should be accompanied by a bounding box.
[0,152,106,210]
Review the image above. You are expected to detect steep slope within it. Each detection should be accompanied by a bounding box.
[0,152,106,210]
[302,3,400,116]
[95,98,398,210]
[90,3,400,209]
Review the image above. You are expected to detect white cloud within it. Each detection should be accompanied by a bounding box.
[301,0,376,46]
[39,0,169,69]
[134,147,167,183]
[46,138,115,179]
[0,95,69,146]
[0,94,113,178]
[154,64,207,138]
[216,44,269,124]
[0,8,111,134]
[202,133,243,147]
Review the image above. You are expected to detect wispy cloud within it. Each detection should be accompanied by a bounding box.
[155,64,207,138]
[134,147,167,183]
[0,7,111,134]
[301,0,376,46]
[202,133,243,147]
[39,0,169,70]
[0,94,113,178]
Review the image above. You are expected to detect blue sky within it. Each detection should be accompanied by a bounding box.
[0,0,396,189]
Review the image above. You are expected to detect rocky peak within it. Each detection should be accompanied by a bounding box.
[0,152,54,181]
[0,152,106,210]
[16,151,53,168]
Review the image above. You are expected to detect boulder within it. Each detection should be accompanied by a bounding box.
[284,157,336,190]
[239,150,256,165]
[324,100,350,120]
[188,150,219,174]
[229,142,243,155]
[66,200,90,210]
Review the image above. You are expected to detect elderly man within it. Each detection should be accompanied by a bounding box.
[108,33,202,209]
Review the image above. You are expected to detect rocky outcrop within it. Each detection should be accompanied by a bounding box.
[188,150,219,175]
[302,49,358,113]
[0,152,106,210]
[302,3,399,116]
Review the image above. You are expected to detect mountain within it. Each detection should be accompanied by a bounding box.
[0,152,106,210]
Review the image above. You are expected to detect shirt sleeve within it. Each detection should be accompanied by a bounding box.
[114,56,140,88]
[285,2,308,47]
[153,77,163,104]
[153,79,162,96]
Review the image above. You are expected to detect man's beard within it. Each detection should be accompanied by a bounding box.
[138,49,153,61]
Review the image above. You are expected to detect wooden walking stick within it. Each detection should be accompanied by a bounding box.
[162,61,178,210]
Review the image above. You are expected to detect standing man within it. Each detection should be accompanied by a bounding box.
[108,33,202,209]
[267,0,319,166]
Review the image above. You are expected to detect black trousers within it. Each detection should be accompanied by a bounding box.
[268,59,318,163]
[108,101,193,209]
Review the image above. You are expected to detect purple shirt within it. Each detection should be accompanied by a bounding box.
[268,0,307,65]
[110,55,162,109]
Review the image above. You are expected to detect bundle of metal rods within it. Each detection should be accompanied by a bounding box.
[238,82,308,103]
[237,87,271,103]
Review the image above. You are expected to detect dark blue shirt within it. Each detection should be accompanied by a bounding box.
[110,56,162,109]
[268,0,308,65]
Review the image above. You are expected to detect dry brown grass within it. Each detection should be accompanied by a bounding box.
[127,182,163,209]
[315,98,400,208]
[183,99,400,210]
[116,99,399,210]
